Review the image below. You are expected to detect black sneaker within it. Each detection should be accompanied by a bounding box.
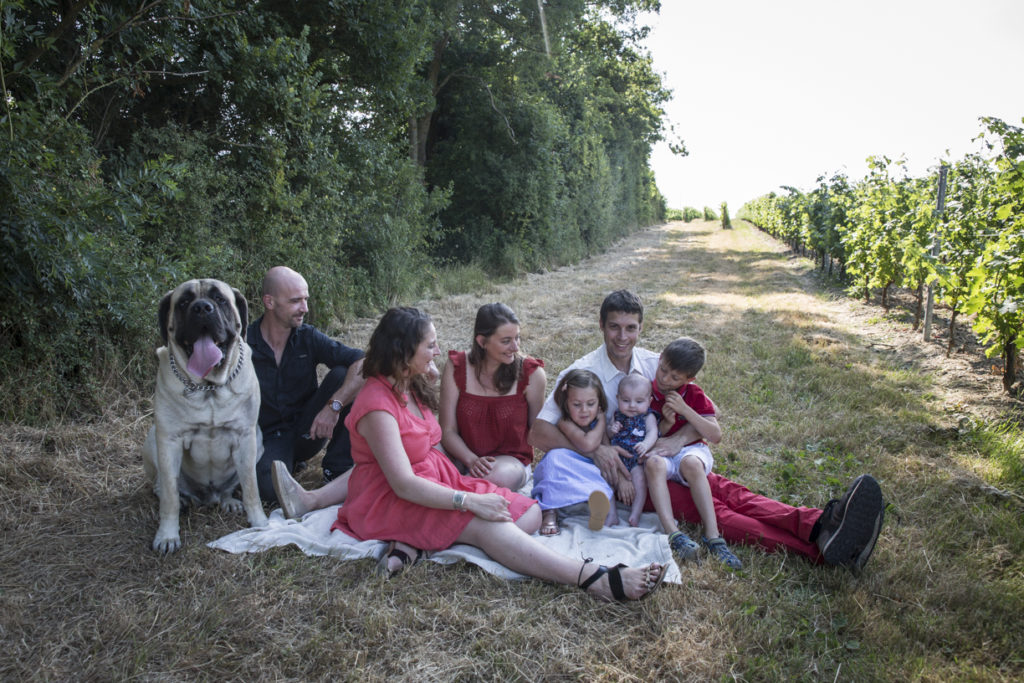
[816,474,884,568]
[853,503,885,571]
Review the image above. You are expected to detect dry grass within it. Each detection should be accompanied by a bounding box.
[2,220,1022,681]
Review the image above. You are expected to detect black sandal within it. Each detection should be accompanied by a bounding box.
[578,559,665,602]
[376,541,424,579]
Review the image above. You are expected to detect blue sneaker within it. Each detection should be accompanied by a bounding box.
[703,536,742,570]
[668,530,699,561]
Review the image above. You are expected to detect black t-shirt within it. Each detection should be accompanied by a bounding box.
[247,316,364,433]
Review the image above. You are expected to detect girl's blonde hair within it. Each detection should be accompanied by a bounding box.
[553,368,607,420]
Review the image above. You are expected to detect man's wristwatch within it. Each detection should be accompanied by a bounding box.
[330,399,343,413]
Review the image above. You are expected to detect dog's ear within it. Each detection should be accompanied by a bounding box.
[233,288,249,331]
[158,290,174,346]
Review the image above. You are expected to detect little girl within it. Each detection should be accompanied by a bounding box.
[531,369,620,534]
[607,373,659,526]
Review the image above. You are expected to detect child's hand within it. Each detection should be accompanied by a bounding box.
[664,391,687,415]
[634,441,649,456]
[609,420,622,435]
[662,405,677,423]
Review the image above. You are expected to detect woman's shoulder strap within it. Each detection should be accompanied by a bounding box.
[518,356,544,393]
[448,349,467,391]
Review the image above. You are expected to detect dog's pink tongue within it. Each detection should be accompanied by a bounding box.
[187,336,223,378]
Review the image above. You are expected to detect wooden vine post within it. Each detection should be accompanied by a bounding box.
[923,164,948,341]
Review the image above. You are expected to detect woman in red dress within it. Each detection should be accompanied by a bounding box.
[315,306,664,600]
[439,303,546,491]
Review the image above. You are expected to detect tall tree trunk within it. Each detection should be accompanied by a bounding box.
[408,33,450,166]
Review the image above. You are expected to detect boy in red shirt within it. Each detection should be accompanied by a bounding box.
[646,337,741,569]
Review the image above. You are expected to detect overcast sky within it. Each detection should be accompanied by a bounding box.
[642,0,1024,212]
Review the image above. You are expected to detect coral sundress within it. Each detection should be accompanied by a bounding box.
[332,376,535,550]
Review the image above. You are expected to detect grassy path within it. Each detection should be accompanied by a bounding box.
[1,220,1021,680]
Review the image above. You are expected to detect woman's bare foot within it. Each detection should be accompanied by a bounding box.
[540,509,560,536]
[579,561,665,601]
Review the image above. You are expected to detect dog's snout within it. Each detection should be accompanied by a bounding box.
[191,299,215,316]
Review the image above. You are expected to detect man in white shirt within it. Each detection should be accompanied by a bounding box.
[529,290,884,571]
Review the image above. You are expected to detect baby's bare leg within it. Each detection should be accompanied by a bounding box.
[605,502,620,527]
[628,466,647,526]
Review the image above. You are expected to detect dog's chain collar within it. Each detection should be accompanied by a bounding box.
[168,342,246,396]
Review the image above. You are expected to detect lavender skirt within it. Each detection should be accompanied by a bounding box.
[530,448,614,511]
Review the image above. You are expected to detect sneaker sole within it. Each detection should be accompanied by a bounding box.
[853,505,885,571]
[820,474,884,567]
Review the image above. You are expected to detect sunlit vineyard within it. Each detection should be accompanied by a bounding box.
[740,116,1024,393]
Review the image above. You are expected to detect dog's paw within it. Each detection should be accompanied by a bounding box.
[152,532,182,555]
[248,509,269,528]
[220,497,244,514]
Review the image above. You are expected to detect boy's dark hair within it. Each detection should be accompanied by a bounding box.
[600,290,643,326]
[661,337,706,377]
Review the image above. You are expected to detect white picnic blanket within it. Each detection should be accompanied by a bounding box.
[209,501,683,584]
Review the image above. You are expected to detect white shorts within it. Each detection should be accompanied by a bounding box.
[664,442,714,487]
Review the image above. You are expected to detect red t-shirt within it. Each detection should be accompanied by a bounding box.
[650,381,715,446]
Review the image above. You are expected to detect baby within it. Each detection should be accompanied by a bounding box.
[607,373,659,526]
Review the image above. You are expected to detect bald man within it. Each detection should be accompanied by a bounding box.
[247,266,365,502]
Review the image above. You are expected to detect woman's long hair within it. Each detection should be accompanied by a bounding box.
[467,302,523,394]
[362,306,439,411]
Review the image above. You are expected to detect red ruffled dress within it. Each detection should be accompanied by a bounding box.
[332,376,536,550]
[449,350,544,466]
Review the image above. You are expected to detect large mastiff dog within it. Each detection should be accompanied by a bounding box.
[142,278,268,553]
